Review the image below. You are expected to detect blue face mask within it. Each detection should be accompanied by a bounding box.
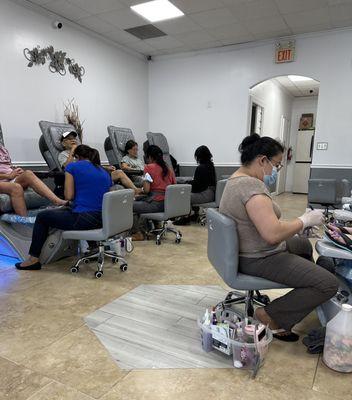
[263,166,278,187]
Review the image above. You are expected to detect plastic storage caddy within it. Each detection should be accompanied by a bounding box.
[229,327,272,372]
[198,314,272,377]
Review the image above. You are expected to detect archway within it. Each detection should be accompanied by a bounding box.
[249,75,320,195]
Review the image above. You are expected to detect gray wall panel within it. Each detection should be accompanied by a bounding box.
[179,165,239,180]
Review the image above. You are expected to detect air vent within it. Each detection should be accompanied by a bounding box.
[125,24,166,40]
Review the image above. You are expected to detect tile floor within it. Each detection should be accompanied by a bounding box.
[0,193,351,400]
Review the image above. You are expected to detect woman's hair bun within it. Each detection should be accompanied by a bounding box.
[238,134,284,165]
[239,134,260,153]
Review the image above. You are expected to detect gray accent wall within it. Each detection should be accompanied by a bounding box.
[179,165,239,180]
[310,168,352,182]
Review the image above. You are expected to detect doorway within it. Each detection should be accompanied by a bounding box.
[248,75,320,194]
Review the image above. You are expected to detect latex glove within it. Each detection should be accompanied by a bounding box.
[300,225,321,239]
[298,210,324,232]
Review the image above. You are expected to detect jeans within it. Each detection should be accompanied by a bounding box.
[239,236,339,331]
[29,208,102,257]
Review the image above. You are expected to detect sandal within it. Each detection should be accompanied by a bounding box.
[131,231,146,241]
[271,329,299,342]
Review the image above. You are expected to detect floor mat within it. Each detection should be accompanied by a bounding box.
[85,284,236,370]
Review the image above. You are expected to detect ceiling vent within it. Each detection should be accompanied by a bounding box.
[125,24,166,40]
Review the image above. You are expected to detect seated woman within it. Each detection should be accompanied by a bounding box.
[0,143,66,217]
[132,145,176,240]
[15,145,113,270]
[58,131,141,194]
[121,140,144,172]
[175,145,216,225]
[121,140,144,187]
[219,134,338,341]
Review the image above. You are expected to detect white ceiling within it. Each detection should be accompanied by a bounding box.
[273,76,320,97]
[20,0,352,56]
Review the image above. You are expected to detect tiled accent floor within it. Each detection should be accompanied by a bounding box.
[86,285,235,370]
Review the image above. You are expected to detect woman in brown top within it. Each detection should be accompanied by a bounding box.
[219,134,338,341]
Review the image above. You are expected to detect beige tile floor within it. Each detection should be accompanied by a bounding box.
[0,193,351,400]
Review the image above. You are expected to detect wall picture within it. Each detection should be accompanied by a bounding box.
[299,113,314,130]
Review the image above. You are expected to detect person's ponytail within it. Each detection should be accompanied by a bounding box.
[146,145,169,178]
[74,145,101,167]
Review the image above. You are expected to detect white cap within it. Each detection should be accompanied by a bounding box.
[342,304,352,311]
[61,131,77,140]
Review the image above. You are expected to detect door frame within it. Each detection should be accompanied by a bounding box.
[274,115,291,195]
[248,95,265,136]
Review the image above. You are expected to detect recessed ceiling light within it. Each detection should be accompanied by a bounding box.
[288,75,314,82]
[131,0,184,23]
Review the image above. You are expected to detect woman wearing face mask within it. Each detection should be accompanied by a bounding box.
[219,134,338,342]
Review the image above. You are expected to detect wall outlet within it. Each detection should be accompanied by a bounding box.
[316,142,328,150]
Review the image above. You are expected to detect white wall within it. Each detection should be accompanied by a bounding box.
[285,97,318,191]
[149,29,352,169]
[0,0,148,164]
[250,80,293,140]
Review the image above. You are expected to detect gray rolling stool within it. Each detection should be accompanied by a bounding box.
[140,184,191,245]
[62,189,134,278]
[207,208,288,317]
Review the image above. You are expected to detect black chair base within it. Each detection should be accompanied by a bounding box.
[216,290,271,318]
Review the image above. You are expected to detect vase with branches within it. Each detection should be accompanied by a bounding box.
[64,98,84,142]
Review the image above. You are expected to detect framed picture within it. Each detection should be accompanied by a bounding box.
[299,113,314,130]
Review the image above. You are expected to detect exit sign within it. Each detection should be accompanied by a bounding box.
[275,40,295,63]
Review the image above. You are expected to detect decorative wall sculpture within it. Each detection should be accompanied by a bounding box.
[23,45,85,82]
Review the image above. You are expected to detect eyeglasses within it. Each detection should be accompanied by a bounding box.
[268,159,284,172]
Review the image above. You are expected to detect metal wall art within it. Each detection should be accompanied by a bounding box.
[23,45,85,83]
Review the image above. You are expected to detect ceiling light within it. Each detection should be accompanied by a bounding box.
[288,75,314,82]
[131,0,184,23]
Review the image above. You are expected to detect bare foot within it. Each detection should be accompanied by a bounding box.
[55,199,68,206]
[327,229,346,244]
[327,224,341,234]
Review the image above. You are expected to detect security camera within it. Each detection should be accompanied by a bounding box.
[309,89,314,94]
[147,55,152,61]
[53,21,63,29]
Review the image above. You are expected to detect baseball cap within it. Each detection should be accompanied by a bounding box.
[60,131,77,141]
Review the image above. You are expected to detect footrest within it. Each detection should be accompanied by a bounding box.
[315,240,352,260]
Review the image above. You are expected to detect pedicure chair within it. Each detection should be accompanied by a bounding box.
[315,208,352,325]
[0,124,77,264]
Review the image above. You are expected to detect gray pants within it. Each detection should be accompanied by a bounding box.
[132,199,164,233]
[239,236,339,331]
[191,188,215,205]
